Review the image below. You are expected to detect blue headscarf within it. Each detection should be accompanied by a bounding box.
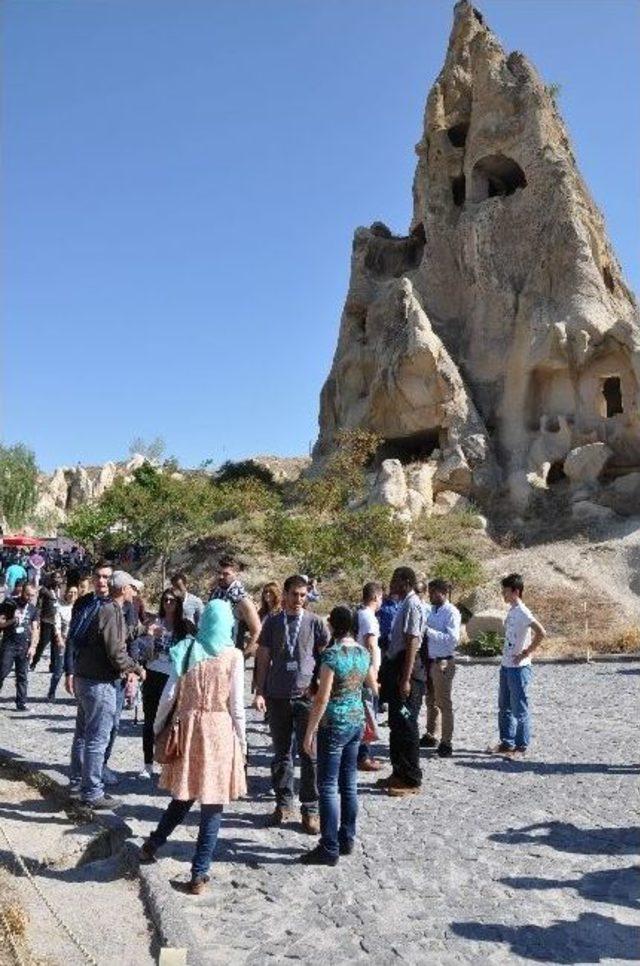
[170,599,235,678]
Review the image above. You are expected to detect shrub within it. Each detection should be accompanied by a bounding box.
[262,504,406,579]
[462,630,504,657]
[431,551,484,595]
[215,459,276,488]
[295,429,380,515]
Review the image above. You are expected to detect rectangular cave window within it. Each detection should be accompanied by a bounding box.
[451,174,466,207]
[602,376,623,418]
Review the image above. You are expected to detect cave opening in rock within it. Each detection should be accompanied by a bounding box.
[374,430,441,466]
[546,460,567,485]
[447,122,469,148]
[471,155,527,202]
[451,174,466,207]
[602,265,615,293]
[602,376,623,418]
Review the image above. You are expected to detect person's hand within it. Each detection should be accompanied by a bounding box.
[514,649,529,665]
[27,645,36,662]
[399,678,411,700]
[244,642,258,659]
[303,732,316,758]
[151,623,162,639]
[253,694,266,714]
[65,674,75,696]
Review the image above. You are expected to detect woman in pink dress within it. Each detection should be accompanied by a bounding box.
[140,600,246,894]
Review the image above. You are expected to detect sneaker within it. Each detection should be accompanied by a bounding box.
[139,840,158,863]
[138,765,153,779]
[266,805,294,827]
[189,875,210,896]
[82,794,121,811]
[299,845,338,867]
[357,757,382,772]
[437,742,453,758]
[420,734,438,748]
[102,766,119,786]
[301,813,320,836]
[387,777,421,797]
[339,840,354,856]
[514,746,528,756]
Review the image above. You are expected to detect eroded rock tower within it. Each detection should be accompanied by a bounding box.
[315,1,639,521]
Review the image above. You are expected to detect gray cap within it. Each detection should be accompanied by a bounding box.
[110,570,141,590]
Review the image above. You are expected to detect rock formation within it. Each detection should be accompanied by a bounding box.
[315,1,639,521]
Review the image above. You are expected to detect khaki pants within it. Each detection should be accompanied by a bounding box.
[426,658,456,744]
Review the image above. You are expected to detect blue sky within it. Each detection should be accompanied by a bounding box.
[3,0,638,471]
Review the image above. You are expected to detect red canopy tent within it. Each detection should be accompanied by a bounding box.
[1,534,41,547]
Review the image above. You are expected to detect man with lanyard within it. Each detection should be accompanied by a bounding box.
[420,579,461,758]
[378,566,426,796]
[210,554,261,656]
[0,580,38,710]
[253,574,329,833]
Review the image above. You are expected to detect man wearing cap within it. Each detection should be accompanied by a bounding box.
[68,569,146,809]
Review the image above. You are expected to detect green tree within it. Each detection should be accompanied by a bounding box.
[0,443,39,530]
[295,429,380,514]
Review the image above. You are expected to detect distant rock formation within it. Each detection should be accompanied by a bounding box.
[315,1,639,521]
[32,456,146,534]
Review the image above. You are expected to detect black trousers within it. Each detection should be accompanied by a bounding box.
[0,638,29,709]
[267,697,318,814]
[30,621,55,670]
[142,669,169,765]
[380,655,424,787]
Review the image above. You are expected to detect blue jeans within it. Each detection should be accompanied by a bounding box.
[149,799,223,879]
[317,724,362,859]
[69,677,117,802]
[48,645,65,699]
[498,666,532,749]
[103,679,126,766]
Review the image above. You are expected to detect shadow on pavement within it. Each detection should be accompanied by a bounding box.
[450,911,638,963]
[501,865,640,911]
[454,759,640,776]
[489,821,640,856]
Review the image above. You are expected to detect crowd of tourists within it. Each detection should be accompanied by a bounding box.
[0,550,546,894]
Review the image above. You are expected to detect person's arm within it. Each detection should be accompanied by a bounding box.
[400,635,420,698]
[153,669,178,735]
[364,663,379,697]
[228,650,247,753]
[427,610,461,654]
[102,607,145,678]
[303,663,334,756]
[237,596,261,658]
[252,645,271,712]
[514,618,547,663]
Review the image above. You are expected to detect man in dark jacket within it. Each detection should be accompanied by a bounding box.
[68,570,145,808]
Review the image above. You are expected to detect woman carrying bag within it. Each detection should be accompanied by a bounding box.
[140,599,246,894]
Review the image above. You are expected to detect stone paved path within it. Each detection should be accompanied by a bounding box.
[1,662,638,964]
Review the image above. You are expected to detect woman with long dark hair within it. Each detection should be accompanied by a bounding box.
[137,589,190,779]
[300,605,377,866]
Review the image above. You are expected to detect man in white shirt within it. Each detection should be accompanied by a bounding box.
[356,581,383,772]
[421,579,461,758]
[495,572,546,757]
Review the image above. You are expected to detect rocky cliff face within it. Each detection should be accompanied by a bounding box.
[315,1,639,521]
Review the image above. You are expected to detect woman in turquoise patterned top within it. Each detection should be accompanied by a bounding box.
[301,606,378,866]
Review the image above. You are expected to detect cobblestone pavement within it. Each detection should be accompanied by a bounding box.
[1,662,638,965]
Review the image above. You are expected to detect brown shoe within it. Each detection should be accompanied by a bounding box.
[267,805,294,826]
[189,875,210,896]
[357,757,382,772]
[374,774,394,788]
[301,813,320,835]
[387,777,420,797]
